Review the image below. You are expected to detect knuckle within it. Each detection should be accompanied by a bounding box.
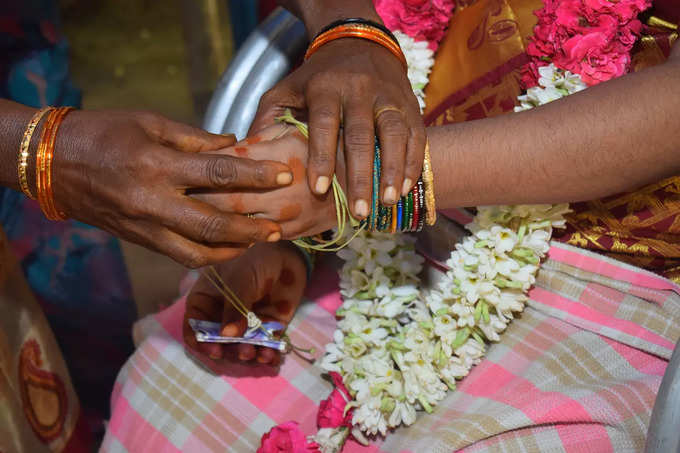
[183,252,208,269]
[344,128,374,150]
[259,88,279,107]
[134,111,163,133]
[308,72,332,90]
[197,215,228,242]
[351,174,372,190]
[311,151,333,166]
[246,218,266,241]
[253,163,267,184]
[206,158,238,187]
[349,73,372,91]
[405,156,422,172]
[378,117,408,140]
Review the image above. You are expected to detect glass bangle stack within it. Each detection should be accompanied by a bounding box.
[364,137,427,233]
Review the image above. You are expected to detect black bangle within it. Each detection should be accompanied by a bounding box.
[313,18,401,49]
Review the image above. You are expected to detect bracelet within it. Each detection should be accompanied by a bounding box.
[362,136,433,233]
[313,18,401,48]
[305,23,407,70]
[422,139,437,226]
[36,107,74,221]
[18,107,53,199]
[293,243,317,282]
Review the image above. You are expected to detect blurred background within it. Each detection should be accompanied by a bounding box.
[58,0,277,316]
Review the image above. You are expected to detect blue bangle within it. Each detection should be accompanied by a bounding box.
[293,243,316,281]
[396,199,403,231]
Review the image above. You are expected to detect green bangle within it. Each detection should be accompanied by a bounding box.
[293,243,316,281]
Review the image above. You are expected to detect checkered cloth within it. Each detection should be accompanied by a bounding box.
[101,241,680,452]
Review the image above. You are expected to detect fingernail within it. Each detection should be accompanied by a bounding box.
[221,324,239,336]
[256,355,269,364]
[315,176,330,194]
[401,178,413,196]
[238,352,249,361]
[354,199,369,218]
[267,232,281,242]
[276,172,293,185]
[384,186,398,205]
[248,242,255,249]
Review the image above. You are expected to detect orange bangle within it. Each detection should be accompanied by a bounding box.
[36,109,58,219]
[305,24,407,70]
[45,107,72,220]
[36,107,73,221]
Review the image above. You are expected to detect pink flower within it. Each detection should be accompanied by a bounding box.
[555,32,629,84]
[318,372,353,428]
[374,0,456,50]
[257,422,320,453]
[521,0,651,87]
[520,60,544,89]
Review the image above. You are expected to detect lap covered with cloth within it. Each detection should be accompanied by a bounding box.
[101,234,680,452]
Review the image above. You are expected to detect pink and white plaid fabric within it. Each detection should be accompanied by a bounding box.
[101,242,680,453]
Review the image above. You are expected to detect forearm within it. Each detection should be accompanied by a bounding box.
[0,99,38,192]
[278,0,382,37]
[430,56,680,208]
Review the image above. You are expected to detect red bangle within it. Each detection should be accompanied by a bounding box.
[305,23,408,70]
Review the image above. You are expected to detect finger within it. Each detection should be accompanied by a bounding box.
[306,88,341,195]
[139,112,237,152]
[375,103,408,205]
[343,100,375,220]
[237,343,257,362]
[256,347,278,365]
[159,197,282,245]
[170,152,293,190]
[227,254,283,310]
[184,291,224,359]
[249,81,305,136]
[403,108,426,196]
[147,227,248,268]
[220,317,247,337]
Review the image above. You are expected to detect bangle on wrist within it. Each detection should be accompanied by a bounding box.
[305,20,407,70]
[35,107,74,221]
[18,107,53,199]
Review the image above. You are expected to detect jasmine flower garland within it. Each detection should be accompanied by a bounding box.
[257,0,646,450]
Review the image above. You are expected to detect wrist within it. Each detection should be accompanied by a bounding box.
[279,0,383,38]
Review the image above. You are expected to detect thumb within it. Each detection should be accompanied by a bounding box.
[219,253,282,335]
[140,113,237,152]
[250,80,306,136]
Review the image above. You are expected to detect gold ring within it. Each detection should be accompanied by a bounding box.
[374,106,405,121]
[246,214,255,219]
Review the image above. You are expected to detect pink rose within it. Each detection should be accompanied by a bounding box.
[617,19,642,46]
[257,422,320,453]
[555,32,629,84]
[318,372,353,429]
[520,60,544,89]
[374,0,456,49]
[582,0,651,22]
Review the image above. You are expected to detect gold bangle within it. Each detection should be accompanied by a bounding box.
[422,139,437,226]
[18,107,53,199]
[305,24,408,70]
